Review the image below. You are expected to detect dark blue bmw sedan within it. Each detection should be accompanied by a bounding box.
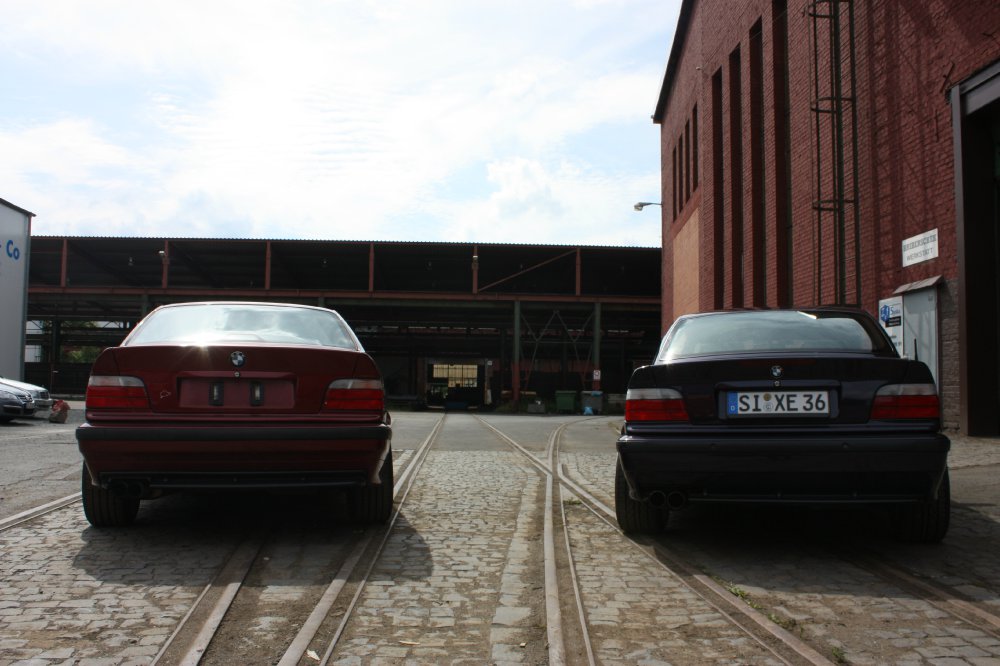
[615,307,950,542]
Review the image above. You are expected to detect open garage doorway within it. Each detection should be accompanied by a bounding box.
[426,361,487,410]
[953,60,1000,435]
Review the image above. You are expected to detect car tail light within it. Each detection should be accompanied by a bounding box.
[625,388,689,422]
[871,383,939,420]
[86,376,150,409]
[324,378,385,413]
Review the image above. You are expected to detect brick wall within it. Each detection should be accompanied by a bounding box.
[657,0,1000,425]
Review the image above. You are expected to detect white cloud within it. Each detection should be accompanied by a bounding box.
[427,157,662,246]
[1,0,678,246]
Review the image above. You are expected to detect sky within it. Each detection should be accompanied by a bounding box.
[1,1,681,248]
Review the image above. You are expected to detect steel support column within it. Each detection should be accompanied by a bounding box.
[513,300,521,405]
[49,321,61,393]
[592,302,602,390]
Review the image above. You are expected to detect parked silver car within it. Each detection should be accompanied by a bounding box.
[0,383,35,422]
[0,378,53,419]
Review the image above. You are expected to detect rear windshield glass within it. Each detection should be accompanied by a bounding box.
[658,310,894,361]
[124,304,359,349]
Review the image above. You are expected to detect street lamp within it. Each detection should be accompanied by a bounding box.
[633,202,661,212]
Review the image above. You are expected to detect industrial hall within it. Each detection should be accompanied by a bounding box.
[24,237,661,412]
[653,0,1000,434]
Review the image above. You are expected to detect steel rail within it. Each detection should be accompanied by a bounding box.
[474,416,573,665]
[482,415,833,666]
[543,422,570,665]
[313,414,445,666]
[562,458,832,666]
[154,532,269,666]
[833,548,1000,639]
[274,532,372,666]
[552,440,1000,664]
[148,414,445,666]
[551,426,597,666]
[0,493,81,532]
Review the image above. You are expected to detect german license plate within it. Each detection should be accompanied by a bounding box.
[726,391,829,417]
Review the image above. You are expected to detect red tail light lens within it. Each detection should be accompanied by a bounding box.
[871,383,939,420]
[324,379,385,413]
[86,376,150,409]
[625,388,689,422]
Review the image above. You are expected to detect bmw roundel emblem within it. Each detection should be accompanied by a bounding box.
[230,351,246,367]
[770,365,783,378]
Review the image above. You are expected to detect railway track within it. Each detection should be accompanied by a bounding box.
[834,548,1000,637]
[151,415,445,665]
[545,418,1000,665]
[0,493,82,532]
[479,415,834,665]
[2,413,999,665]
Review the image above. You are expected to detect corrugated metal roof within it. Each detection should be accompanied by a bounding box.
[30,235,661,250]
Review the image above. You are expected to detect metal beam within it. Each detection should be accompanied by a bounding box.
[478,249,577,293]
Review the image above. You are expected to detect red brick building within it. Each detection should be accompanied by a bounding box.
[654,0,1000,434]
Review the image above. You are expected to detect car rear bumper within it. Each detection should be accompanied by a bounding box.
[617,431,950,504]
[77,422,391,492]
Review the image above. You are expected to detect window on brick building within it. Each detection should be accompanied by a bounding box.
[692,105,699,190]
[672,108,700,221]
[684,119,691,201]
[729,45,744,308]
[672,145,678,220]
[678,132,684,210]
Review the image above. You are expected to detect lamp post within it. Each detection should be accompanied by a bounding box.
[633,202,662,212]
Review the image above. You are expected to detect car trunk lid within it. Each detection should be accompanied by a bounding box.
[102,344,372,416]
[637,354,925,425]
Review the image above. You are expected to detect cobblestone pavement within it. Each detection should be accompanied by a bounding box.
[0,502,236,664]
[560,491,783,665]
[944,431,1000,469]
[652,506,1000,665]
[0,413,999,665]
[330,414,550,664]
[559,420,1000,666]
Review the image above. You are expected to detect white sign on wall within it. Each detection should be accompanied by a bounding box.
[878,295,904,356]
[902,229,938,267]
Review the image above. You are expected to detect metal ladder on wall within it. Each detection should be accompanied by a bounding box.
[809,0,861,305]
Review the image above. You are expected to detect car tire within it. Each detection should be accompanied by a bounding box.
[81,465,140,528]
[894,469,950,543]
[615,457,667,534]
[352,450,394,524]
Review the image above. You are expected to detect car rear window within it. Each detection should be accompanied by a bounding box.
[124,304,360,349]
[658,310,894,361]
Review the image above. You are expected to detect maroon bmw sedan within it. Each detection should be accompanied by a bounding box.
[76,301,392,528]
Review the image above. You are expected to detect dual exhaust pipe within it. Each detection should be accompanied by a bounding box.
[647,489,688,510]
[109,479,148,499]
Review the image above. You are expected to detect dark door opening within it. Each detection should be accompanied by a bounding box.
[427,362,483,410]
[954,61,1000,435]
